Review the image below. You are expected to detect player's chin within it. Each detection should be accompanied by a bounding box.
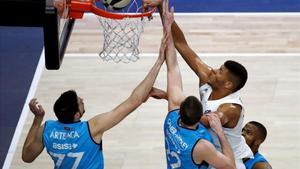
[207,76,215,84]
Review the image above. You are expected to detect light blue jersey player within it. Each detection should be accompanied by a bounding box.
[244,152,268,169]
[242,121,272,169]
[43,120,103,169]
[164,109,213,169]
[22,39,166,169]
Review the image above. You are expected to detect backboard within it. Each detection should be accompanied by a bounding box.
[0,0,156,69]
[0,0,74,70]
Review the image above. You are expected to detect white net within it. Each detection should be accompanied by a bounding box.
[98,17,146,63]
[97,0,152,63]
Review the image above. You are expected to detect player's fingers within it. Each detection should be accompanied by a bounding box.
[170,6,174,16]
[163,0,168,13]
[29,98,37,105]
[208,112,218,119]
[206,114,212,121]
[165,0,169,9]
[208,113,218,123]
[38,105,45,113]
[29,100,39,112]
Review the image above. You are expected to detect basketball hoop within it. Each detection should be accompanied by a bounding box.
[67,0,156,63]
[98,16,145,63]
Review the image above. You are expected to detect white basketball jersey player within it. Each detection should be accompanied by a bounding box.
[199,84,253,169]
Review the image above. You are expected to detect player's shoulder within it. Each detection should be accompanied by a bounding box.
[43,120,57,127]
[194,139,215,153]
[193,139,216,163]
[219,103,242,113]
[218,103,242,125]
[45,119,56,123]
[253,162,272,169]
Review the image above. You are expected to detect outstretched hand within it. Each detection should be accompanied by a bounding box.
[29,99,45,119]
[143,87,167,102]
[143,0,162,10]
[151,87,167,99]
[142,0,162,20]
[207,113,223,134]
[162,0,174,31]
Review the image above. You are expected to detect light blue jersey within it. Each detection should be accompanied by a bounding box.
[244,152,268,169]
[164,109,214,169]
[43,120,104,169]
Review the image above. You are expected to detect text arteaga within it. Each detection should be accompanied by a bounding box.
[50,130,80,150]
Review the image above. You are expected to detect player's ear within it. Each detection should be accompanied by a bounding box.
[224,81,234,90]
[74,112,81,119]
[254,139,263,146]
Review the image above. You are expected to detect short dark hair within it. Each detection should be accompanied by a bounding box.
[179,96,203,126]
[224,60,248,92]
[54,90,78,123]
[249,121,267,142]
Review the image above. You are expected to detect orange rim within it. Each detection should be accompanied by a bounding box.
[68,0,156,19]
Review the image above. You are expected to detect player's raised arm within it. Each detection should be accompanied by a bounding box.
[88,36,166,137]
[170,21,212,85]
[161,0,185,111]
[22,99,45,162]
[147,0,212,85]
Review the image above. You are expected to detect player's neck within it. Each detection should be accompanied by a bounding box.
[73,118,81,123]
[210,88,232,100]
[178,119,198,130]
[251,146,259,155]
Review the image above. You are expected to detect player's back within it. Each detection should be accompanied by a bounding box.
[43,120,104,169]
[164,109,213,169]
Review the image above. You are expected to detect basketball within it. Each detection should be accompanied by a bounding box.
[103,0,132,11]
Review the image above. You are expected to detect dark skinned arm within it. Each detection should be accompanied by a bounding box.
[253,162,272,169]
[200,103,242,128]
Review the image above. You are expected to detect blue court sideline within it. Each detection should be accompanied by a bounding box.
[0,0,299,168]
[0,27,43,167]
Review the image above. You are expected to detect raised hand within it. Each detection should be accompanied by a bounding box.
[142,0,162,20]
[29,98,45,118]
[162,0,174,31]
[143,0,162,9]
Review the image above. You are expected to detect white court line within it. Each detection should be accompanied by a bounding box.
[65,53,300,58]
[2,50,45,169]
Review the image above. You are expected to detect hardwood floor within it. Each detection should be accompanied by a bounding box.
[67,14,300,53]
[9,14,300,169]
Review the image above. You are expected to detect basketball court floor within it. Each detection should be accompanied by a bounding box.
[1,1,300,169]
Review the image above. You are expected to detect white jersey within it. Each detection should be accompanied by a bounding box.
[199,84,253,161]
